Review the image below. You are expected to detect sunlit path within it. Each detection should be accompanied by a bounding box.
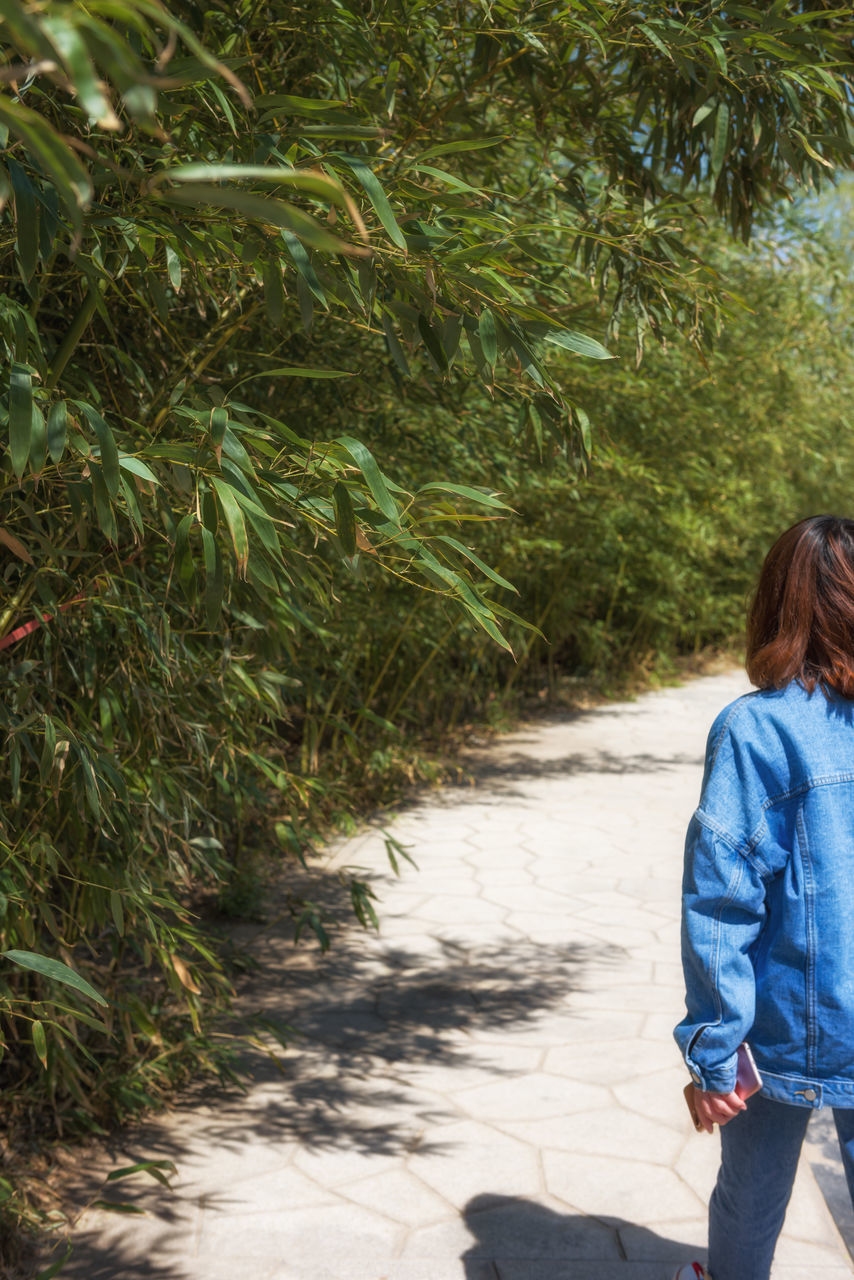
[52,672,853,1280]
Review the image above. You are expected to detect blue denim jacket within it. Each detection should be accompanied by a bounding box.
[674,679,854,1109]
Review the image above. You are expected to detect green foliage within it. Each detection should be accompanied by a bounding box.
[0,0,853,1257]
[486,228,854,692]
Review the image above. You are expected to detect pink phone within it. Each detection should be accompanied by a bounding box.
[735,1041,763,1101]
[684,1042,763,1132]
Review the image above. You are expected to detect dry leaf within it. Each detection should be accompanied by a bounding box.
[0,527,34,565]
[355,527,376,554]
[170,954,201,994]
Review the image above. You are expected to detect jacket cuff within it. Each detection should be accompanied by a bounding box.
[684,1049,738,1094]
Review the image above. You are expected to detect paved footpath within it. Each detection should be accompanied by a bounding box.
[58,671,854,1280]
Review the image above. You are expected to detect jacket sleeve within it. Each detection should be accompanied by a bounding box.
[674,813,768,1093]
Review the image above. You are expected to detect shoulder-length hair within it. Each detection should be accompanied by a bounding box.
[746,515,854,697]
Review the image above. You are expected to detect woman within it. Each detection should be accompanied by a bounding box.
[673,515,854,1280]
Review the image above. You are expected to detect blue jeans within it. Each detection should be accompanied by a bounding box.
[708,1092,854,1280]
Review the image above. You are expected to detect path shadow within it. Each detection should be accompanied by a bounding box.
[41,1197,705,1280]
[40,855,626,1277]
[805,1110,854,1259]
[42,1257,188,1280]
[462,747,702,788]
[461,1193,704,1278]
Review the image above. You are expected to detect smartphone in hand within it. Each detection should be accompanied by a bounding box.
[683,1042,763,1131]
[734,1041,762,1101]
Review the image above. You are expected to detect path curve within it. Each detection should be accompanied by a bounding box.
[58,672,853,1279]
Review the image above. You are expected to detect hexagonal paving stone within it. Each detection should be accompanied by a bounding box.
[415,895,510,925]
[293,1141,406,1189]
[543,1149,706,1223]
[407,1119,542,1209]
[196,1201,404,1266]
[566,983,679,1014]
[480,884,586,913]
[613,1066,695,1129]
[339,1167,455,1226]
[452,1072,609,1121]
[500,1106,684,1165]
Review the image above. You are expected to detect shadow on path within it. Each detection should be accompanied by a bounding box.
[806,1111,854,1260]
[461,1194,703,1278]
[44,853,626,1277]
[47,1196,704,1280]
[132,933,622,1158]
[437,744,704,803]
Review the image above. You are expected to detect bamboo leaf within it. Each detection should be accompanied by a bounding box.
[42,14,118,128]
[0,526,34,564]
[334,156,407,249]
[384,58,400,118]
[155,164,349,207]
[417,482,511,510]
[165,244,182,291]
[8,157,38,281]
[575,404,593,455]
[435,535,517,592]
[706,35,727,75]
[228,367,349,392]
[221,426,255,475]
[201,525,223,626]
[0,0,55,58]
[381,314,412,377]
[47,400,67,463]
[262,260,284,325]
[118,455,160,485]
[479,309,498,367]
[410,163,487,195]
[29,402,46,474]
[693,100,716,128]
[81,405,120,497]
[231,489,281,560]
[110,889,124,936]
[119,476,144,536]
[3,950,108,1006]
[470,609,512,652]
[282,229,328,306]
[543,329,614,360]
[415,136,505,160]
[417,314,448,372]
[35,1242,72,1280]
[210,406,228,447]
[173,510,195,574]
[91,467,118,541]
[336,437,400,521]
[9,362,33,479]
[170,954,201,994]
[32,1019,48,1069]
[0,97,91,223]
[711,102,730,180]
[638,21,671,59]
[106,1160,177,1187]
[156,185,351,254]
[333,481,357,556]
[254,94,346,114]
[211,477,250,574]
[40,715,57,783]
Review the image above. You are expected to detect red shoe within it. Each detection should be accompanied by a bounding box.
[673,1267,710,1280]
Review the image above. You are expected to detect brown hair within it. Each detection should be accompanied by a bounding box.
[746,515,854,697]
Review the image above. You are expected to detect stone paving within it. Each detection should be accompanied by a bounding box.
[56,671,854,1279]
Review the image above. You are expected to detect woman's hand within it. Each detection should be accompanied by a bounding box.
[692,1085,747,1133]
